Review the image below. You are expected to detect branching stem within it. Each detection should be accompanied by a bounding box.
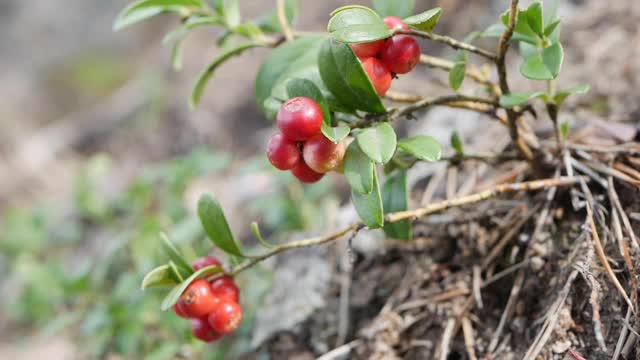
[399,29,497,61]
[231,177,580,275]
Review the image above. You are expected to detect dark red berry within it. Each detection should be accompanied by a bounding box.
[350,39,386,59]
[266,133,301,170]
[384,16,409,31]
[207,299,243,335]
[176,279,219,318]
[380,35,421,74]
[191,317,222,342]
[361,57,392,97]
[174,303,189,318]
[290,161,324,183]
[302,134,347,173]
[192,256,221,271]
[277,97,323,141]
[210,276,240,302]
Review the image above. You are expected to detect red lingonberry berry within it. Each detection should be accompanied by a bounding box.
[302,134,347,173]
[361,57,392,97]
[290,160,324,183]
[277,97,323,141]
[350,39,386,59]
[192,256,221,271]
[176,279,219,318]
[210,276,240,302]
[174,303,189,318]
[266,133,301,170]
[191,317,222,342]
[384,16,409,31]
[380,35,421,74]
[207,299,243,335]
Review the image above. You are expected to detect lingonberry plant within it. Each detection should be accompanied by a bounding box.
[117,0,589,343]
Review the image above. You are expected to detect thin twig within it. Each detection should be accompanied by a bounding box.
[317,340,362,360]
[419,54,495,88]
[399,29,497,61]
[351,94,498,129]
[461,317,478,360]
[276,0,294,41]
[437,318,457,360]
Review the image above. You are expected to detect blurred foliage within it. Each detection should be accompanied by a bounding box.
[0,146,335,358]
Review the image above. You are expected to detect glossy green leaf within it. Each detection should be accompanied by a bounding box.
[372,0,415,18]
[328,5,392,43]
[344,141,374,194]
[163,16,223,70]
[525,2,544,37]
[160,265,223,310]
[554,84,590,106]
[197,193,245,257]
[500,6,539,44]
[167,261,184,282]
[499,91,546,108]
[520,41,563,80]
[160,233,194,278]
[318,39,385,113]
[356,123,397,164]
[382,170,411,240]
[544,19,560,37]
[323,124,350,143]
[451,131,464,155]
[141,264,179,290]
[352,169,384,228]
[403,7,442,32]
[397,136,442,162]
[256,0,298,34]
[113,0,201,31]
[255,36,326,118]
[190,43,261,109]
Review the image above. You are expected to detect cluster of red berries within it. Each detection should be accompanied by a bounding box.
[352,16,421,97]
[267,96,347,183]
[173,256,243,342]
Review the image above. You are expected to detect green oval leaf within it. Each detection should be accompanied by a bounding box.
[450,131,464,155]
[352,169,384,228]
[141,264,179,290]
[197,193,245,257]
[403,7,442,32]
[499,91,547,108]
[525,2,544,37]
[190,43,261,109]
[382,170,411,240]
[520,41,563,80]
[372,0,415,18]
[318,39,385,114]
[255,36,326,118]
[114,0,202,31]
[356,122,397,163]
[328,5,392,43]
[344,141,374,194]
[160,233,194,278]
[397,136,442,162]
[160,265,223,310]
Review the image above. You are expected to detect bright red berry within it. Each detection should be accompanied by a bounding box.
[192,256,221,271]
[174,303,189,318]
[384,16,409,31]
[207,299,243,335]
[361,57,392,97]
[176,279,219,318]
[277,97,323,141]
[210,276,240,302]
[266,133,301,170]
[380,35,421,74]
[350,39,386,59]
[191,317,223,342]
[290,161,324,183]
[302,134,347,173]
